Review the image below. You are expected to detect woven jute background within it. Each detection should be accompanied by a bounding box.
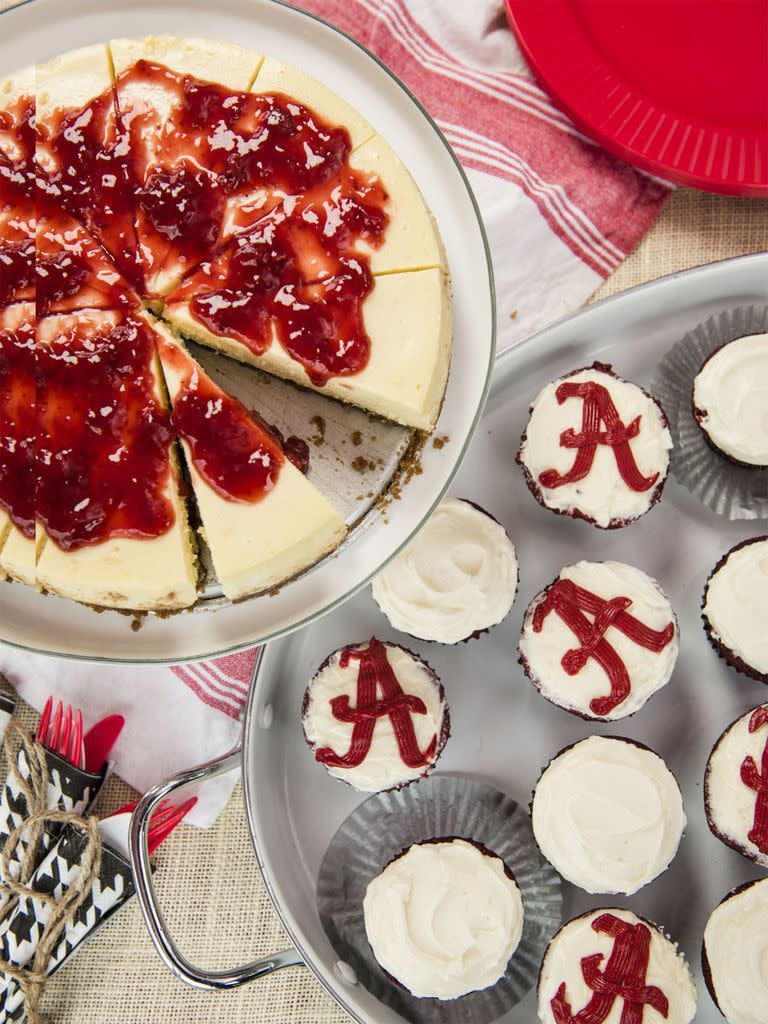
[1,165,767,1021]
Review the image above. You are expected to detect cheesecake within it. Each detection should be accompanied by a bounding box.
[149,316,347,601]
[0,36,450,613]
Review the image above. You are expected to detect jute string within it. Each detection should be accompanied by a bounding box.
[0,722,102,1023]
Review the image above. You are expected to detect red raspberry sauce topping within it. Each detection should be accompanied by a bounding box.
[157,337,285,503]
[36,314,176,551]
[0,308,36,539]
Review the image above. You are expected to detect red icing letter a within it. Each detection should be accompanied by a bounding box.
[741,706,768,855]
[315,638,436,771]
[539,380,658,493]
[551,913,669,1024]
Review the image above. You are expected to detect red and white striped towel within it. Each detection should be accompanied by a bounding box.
[0,0,669,826]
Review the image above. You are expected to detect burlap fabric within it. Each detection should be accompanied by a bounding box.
[3,190,768,1024]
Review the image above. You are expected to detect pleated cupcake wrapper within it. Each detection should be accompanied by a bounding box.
[0,747,107,915]
[651,304,768,520]
[0,823,134,1023]
[317,773,562,1024]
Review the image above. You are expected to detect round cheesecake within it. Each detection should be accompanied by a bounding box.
[538,908,697,1024]
[703,537,768,684]
[1,38,451,611]
[371,497,518,644]
[516,362,672,529]
[705,703,768,867]
[703,878,768,1024]
[363,837,524,1000]
[531,735,686,895]
[302,638,449,793]
[519,560,679,721]
[693,333,768,467]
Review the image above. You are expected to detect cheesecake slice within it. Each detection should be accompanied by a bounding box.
[0,302,36,586]
[36,43,143,289]
[148,316,347,601]
[110,36,264,297]
[36,200,140,315]
[164,263,451,430]
[0,66,35,307]
[35,310,199,611]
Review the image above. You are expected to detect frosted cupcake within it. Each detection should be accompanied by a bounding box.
[517,362,672,529]
[372,497,518,644]
[538,908,696,1024]
[702,878,768,1024]
[302,637,449,793]
[363,837,524,1000]
[531,735,686,895]
[705,703,768,867]
[693,333,768,467]
[702,536,768,684]
[519,560,678,720]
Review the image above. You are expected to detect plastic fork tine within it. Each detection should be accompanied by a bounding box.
[48,700,63,752]
[58,705,73,760]
[147,797,197,854]
[110,798,173,820]
[70,710,83,768]
[36,696,53,743]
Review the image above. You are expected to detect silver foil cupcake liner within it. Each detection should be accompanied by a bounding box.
[316,773,562,1024]
[651,304,768,520]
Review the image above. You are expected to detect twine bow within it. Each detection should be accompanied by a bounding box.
[0,722,102,1023]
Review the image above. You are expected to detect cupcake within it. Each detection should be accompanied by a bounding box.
[516,362,672,529]
[519,560,679,721]
[363,837,524,1000]
[702,536,768,684]
[702,877,768,1024]
[302,637,449,793]
[705,703,768,867]
[371,497,518,644]
[693,333,768,468]
[538,908,697,1024]
[531,735,686,895]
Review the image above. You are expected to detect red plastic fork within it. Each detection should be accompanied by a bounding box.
[112,796,197,853]
[37,697,85,767]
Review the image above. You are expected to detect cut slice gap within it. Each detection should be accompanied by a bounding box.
[0,511,10,579]
[36,43,144,289]
[163,266,452,430]
[35,309,199,611]
[147,315,347,602]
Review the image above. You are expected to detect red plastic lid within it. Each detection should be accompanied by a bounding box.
[505,0,768,196]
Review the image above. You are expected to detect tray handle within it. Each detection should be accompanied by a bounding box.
[129,744,303,990]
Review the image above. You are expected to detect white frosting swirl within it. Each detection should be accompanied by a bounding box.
[302,641,445,793]
[371,497,518,644]
[532,736,686,895]
[363,839,524,999]
[704,538,768,675]
[704,879,768,1024]
[518,366,672,527]
[694,334,768,466]
[538,908,697,1024]
[706,704,768,867]
[520,561,678,720]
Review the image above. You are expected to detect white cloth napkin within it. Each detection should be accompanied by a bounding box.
[0,0,670,826]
